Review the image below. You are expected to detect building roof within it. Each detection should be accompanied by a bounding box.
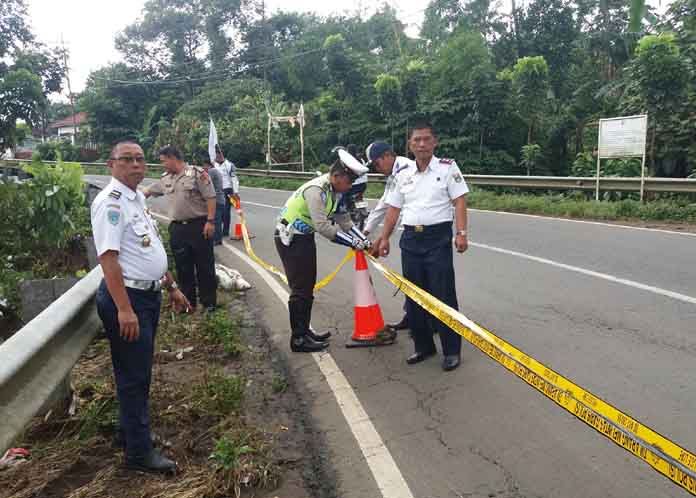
[48,112,88,130]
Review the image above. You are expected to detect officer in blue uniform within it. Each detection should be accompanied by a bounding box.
[376,124,469,371]
[92,140,190,472]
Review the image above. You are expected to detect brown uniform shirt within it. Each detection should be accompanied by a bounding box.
[148,165,216,221]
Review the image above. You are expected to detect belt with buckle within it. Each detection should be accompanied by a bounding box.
[171,216,206,225]
[403,221,452,233]
[123,278,162,292]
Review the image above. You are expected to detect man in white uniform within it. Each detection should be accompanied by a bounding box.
[376,124,469,371]
[213,146,238,238]
[91,140,189,472]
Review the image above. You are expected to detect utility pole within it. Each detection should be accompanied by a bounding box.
[261,0,267,84]
[61,35,78,145]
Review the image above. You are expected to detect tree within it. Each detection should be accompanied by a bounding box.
[622,33,690,175]
[510,56,550,145]
[0,0,65,146]
[0,0,33,60]
[374,73,402,144]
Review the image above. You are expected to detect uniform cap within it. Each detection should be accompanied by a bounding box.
[337,149,369,177]
[365,141,393,167]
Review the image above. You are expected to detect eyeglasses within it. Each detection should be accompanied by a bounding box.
[116,156,146,164]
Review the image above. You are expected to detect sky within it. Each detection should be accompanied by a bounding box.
[27,0,670,96]
[27,0,427,95]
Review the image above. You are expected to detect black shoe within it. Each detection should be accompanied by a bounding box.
[214,240,222,246]
[387,315,409,331]
[290,335,329,353]
[125,449,176,474]
[406,350,436,365]
[442,355,461,371]
[307,328,331,341]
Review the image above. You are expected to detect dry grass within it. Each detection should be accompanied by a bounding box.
[0,292,283,498]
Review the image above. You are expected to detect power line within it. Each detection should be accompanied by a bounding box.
[94,7,427,84]
[93,47,326,87]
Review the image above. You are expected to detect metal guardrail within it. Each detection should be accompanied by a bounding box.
[4,159,696,194]
[0,263,103,453]
[237,169,696,193]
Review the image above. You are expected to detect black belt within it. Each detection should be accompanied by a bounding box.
[403,221,452,233]
[171,216,207,225]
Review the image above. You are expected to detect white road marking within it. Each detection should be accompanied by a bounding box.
[240,200,281,210]
[238,184,696,238]
[150,211,415,498]
[222,241,415,498]
[234,195,696,305]
[470,208,696,238]
[471,242,696,306]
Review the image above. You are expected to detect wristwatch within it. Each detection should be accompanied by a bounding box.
[206,219,215,223]
[456,230,467,237]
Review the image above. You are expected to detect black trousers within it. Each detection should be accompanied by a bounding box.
[169,218,217,308]
[274,233,316,338]
[400,222,462,357]
[96,281,161,458]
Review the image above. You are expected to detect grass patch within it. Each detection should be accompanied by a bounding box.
[203,308,243,357]
[271,375,288,394]
[209,430,279,496]
[468,189,696,223]
[194,370,245,415]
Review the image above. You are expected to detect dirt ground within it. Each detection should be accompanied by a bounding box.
[0,289,335,498]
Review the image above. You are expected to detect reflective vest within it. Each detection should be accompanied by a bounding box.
[280,174,338,234]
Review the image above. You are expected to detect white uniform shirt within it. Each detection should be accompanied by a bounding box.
[363,155,414,234]
[91,178,168,281]
[214,159,237,190]
[385,155,469,226]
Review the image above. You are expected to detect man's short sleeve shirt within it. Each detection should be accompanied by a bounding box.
[90,178,168,280]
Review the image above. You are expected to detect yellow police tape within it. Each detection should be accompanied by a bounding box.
[237,211,354,292]
[367,255,696,495]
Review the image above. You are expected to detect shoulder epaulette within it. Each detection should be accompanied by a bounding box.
[108,190,122,200]
[394,163,410,175]
[440,158,454,165]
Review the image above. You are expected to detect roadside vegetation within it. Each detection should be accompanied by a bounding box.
[0,291,298,498]
[239,175,696,225]
[0,158,91,335]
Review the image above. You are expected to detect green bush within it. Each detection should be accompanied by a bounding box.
[0,160,90,325]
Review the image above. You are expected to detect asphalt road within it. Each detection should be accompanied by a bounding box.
[87,175,696,498]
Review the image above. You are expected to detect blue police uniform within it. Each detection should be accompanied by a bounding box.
[385,156,469,361]
[91,178,168,459]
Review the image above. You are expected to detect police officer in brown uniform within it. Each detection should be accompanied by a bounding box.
[145,145,218,312]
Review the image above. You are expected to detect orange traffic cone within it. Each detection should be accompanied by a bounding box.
[229,196,254,240]
[346,251,396,348]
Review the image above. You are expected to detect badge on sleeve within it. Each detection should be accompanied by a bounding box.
[453,173,463,183]
[107,209,120,225]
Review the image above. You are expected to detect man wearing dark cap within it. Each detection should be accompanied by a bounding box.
[364,141,414,331]
[275,149,371,352]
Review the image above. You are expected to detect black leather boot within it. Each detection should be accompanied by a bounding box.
[305,301,331,341]
[125,449,176,474]
[290,334,329,352]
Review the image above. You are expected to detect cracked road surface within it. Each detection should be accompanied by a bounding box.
[87,176,696,498]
